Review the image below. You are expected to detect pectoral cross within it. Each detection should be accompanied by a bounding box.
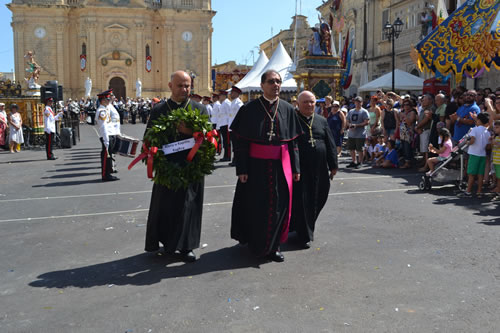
[308,137,316,147]
[267,128,276,141]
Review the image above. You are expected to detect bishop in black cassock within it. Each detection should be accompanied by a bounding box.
[230,70,303,262]
[290,91,338,247]
[143,71,208,263]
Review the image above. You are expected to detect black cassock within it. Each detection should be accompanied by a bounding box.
[144,99,208,253]
[290,113,338,243]
[230,97,302,256]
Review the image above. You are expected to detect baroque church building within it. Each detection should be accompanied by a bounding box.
[8,0,215,99]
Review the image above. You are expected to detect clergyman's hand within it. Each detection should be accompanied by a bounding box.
[177,121,193,135]
[329,169,337,180]
[238,174,248,183]
[293,173,300,182]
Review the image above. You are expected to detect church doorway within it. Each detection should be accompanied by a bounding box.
[109,77,126,100]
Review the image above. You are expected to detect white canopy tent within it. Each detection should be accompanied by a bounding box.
[241,42,297,93]
[358,69,424,92]
[233,51,268,90]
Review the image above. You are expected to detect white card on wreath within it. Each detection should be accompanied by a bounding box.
[162,138,195,155]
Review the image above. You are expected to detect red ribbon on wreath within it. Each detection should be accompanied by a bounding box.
[128,143,158,179]
[186,130,219,162]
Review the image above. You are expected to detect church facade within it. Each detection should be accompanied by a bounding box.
[8,0,215,99]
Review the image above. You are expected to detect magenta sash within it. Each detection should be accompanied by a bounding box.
[249,142,293,243]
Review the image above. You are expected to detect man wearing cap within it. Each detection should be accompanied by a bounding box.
[144,70,208,263]
[291,91,337,248]
[346,96,370,168]
[108,93,121,173]
[190,94,202,103]
[218,90,232,162]
[230,69,302,262]
[211,93,220,130]
[228,86,244,166]
[96,89,119,181]
[43,97,63,160]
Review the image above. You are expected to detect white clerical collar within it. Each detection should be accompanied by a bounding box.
[263,96,279,104]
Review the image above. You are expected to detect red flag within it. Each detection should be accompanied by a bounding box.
[341,30,350,68]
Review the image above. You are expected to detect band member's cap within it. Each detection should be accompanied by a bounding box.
[45,97,54,102]
[231,86,242,95]
[212,93,219,98]
[97,89,113,100]
[202,96,212,102]
[218,89,228,95]
[190,93,202,99]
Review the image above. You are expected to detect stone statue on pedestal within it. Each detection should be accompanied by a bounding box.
[136,79,142,97]
[85,77,92,97]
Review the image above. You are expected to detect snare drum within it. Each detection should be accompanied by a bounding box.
[113,134,140,157]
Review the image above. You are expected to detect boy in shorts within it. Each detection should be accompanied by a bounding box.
[461,112,491,197]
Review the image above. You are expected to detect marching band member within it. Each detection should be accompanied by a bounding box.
[218,90,232,162]
[108,93,121,173]
[43,97,63,160]
[229,86,244,166]
[96,89,119,182]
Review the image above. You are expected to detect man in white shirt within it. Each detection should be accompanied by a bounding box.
[229,86,244,166]
[96,89,119,182]
[43,97,63,160]
[108,95,121,173]
[211,93,220,130]
[218,90,232,162]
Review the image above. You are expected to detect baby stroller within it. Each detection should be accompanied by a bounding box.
[418,131,471,191]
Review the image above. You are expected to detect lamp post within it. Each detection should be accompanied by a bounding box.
[383,17,403,92]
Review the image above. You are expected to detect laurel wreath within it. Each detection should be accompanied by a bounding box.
[143,105,216,190]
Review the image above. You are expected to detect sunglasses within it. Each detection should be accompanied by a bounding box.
[266,79,282,85]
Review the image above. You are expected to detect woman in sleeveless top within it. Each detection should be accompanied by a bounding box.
[368,96,381,137]
[327,101,346,156]
[381,98,399,140]
[398,99,418,168]
[0,105,7,148]
[8,104,24,153]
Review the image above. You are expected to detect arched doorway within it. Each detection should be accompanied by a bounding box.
[410,69,420,77]
[109,77,126,100]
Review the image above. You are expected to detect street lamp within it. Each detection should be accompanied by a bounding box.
[383,17,403,91]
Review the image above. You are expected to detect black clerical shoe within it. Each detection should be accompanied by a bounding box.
[302,241,311,249]
[112,169,119,173]
[267,250,285,262]
[229,162,236,167]
[102,175,120,182]
[48,156,58,160]
[220,157,231,162]
[180,250,197,263]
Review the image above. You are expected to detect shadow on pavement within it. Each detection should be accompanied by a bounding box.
[0,159,45,164]
[41,172,98,179]
[32,179,103,187]
[64,156,100,161]
[57,161,99,166]
[47,167,100,172]
[29,246,262,288]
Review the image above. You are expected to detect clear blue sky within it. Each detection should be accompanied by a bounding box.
[0,0,321,72]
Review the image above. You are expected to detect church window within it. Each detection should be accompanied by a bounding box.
[146,44,150,57]
[181,0,193,7]
[82,43,86,56]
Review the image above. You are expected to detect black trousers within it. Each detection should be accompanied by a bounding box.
[45,132,55,159]
[100,136,116,180]
[220,125,231,159]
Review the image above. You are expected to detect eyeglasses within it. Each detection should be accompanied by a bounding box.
[266,79,282,85]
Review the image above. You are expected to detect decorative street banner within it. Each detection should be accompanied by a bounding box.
[162,138,195,155]
[146,56,152,72]
[80,55,86,71]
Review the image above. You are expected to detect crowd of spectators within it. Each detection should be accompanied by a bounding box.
[316,86,500,199]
